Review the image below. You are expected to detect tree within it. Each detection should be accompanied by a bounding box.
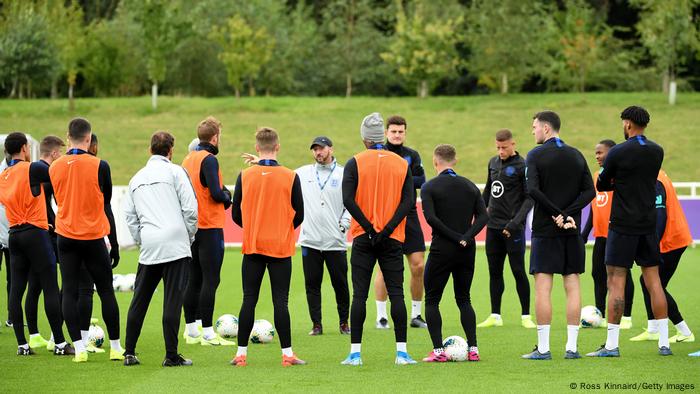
[381,0,462,98]
[632,0,700,104]
[209,14,274,98]
[46,0,85,110]
[465,0,555,94]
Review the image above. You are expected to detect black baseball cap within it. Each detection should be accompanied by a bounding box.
[310,136,333,149]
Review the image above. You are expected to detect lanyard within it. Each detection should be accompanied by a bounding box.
[370,144,385,150]
[8,159,22,167]
[259,159,277,166]
[67,148,84,155]
[315,162,337,191]
[442,168,457,177]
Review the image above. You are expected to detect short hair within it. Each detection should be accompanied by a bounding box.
[40,135,65,156]
[90,133,98,148]
[150,131,175,157]
[68,117,91,141]
[533,111,561,132]
[620,106,650,128]
[495,129,513,142]
[4,132,28,155]
[433,144,456,163]
[255,127,279,152]
[598,139,616,149]
[386,115,407,129]
[197,116,221,142]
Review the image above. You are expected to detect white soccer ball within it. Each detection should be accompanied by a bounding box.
[581,305,603,328]
[442,335,468,361]
[88,324,105,348]
[114,274,134,292]
[112,274,123,291]
[216,314,239,338]
[124,273,136,291]
[250,319,275,344]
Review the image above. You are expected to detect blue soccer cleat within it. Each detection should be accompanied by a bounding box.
[688,350,700,357]
[564,350,581,359]
[658,346,673,356]
[586,345,620,357]
[341,352,363,366]
[395,351,417,365]
[521,346,552,360]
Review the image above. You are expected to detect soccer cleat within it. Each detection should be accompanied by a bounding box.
[620,316,633,330]
[182,326,203,340]
[86,344,106,354]
[658,346,673,356]
[410,315,428,328]
[688,350,700,357]
[629,330,659,342]
[477,315,503,328]
[340,352,362,366]
[521,346,551,360]
[395,351,417,365]
[90,317,99,325]
[5,320,12,327]
[670,333,695,343]
[339,322,351,335]
[46,339,55,352]
[28,335,49,349]
[200,335,235,346]
[600,319,608,328]
[230,355,247,367]
[376,317,390,329]
[586,345,620,357]
[72,351,88,363]
[110,348,125,361]
[184,333,202,345]
[53,343,75,356]
[422,350,448,362]
[217,336,235,346]
[308,324,323,336]
[123,354,140,366]
[282,354,307,367]
[17,346,35,356]
[564,350,581,359]
[468,351,480,362]
[163,354,193,367]
[521,316,536,329]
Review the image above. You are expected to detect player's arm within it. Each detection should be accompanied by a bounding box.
[581,205,593,240]
[482,163,492,208]
[596,148,617,191]
[28,162,50,197]
[122,182,141,246]
[291,174,304,229]
[175,166,198,243]
[507,170,534,232]
[655,180,667,241]
[411,152,426,189]
[342,158,374,235]
[381,165,414,236]
[563,156,596,218]
[99,160,119,267]
[420,183,462,243]
[463,188,488,243]
[231,173,243,227]
[525,153,565,216]
[201,155,232,209]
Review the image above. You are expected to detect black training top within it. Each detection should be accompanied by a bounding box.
[525,137,595,237]
[37,159,56,233]
[597,135,664,235]
[420,168,488,249]
[386,142,425,217]
[482,152,533,232]
[197,142,232,210]
[655,180,667,241]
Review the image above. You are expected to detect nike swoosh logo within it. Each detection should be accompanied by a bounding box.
[67,160,76,165]
[378,154,387,158]
[262,172,271,176]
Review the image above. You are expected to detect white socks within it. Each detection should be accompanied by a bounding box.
[236,346,247,357]
[522,314,531,320]
[469,346,479,354]
[186,322,199,337]
[49,333,55,342]
[537,325,550,353]
[202,326,216,340]
[351,343,361,354]
[491,313,502,320]
[196,319,202,327]
[647,319,659,333]
[566,325,579,352]
[411,301,422,319]
[19,343,29,349]
[282,347,294,357]
[376,301,388,321]
[74,339,86,353]
[30,333,41,339]
[110,339,123,352]
[658,318,669,348]
[81,330,89,345]
[396,342,407,353]
[606,323,620,350]
[676,321,692,336]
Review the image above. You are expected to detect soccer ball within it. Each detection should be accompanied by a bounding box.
[215,314,239,338]
[88,324,105,348]
[250,319,275,344]
[581,305,603,328]
[124,273,136,291]
[442,335,468,361]
[112,274,123,291]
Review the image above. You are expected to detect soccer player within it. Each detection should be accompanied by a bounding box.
[521,111,595,360]
[581,139,634,329]
[341,113,416,366]
[629,169,694,343]
[374,115,427,329]
[587,105,670,357]
[181,116,233,346]
[0,132,73,356]
[296,136,351,336]
[50,118,123,362]
[230,127,306,367]
[420,144,487,362]
[478,129,535,329]
[123,131,198,367]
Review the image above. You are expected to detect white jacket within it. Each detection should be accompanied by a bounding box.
[296,159,350,251]
[123,155,198,265]
[0,159,9,248]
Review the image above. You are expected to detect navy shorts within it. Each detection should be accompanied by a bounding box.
[605,229,661,269]
[402,212,426,255]
[530,235,585,275]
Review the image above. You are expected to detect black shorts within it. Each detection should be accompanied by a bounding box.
[485,227,525,255]
[530,235,585,275]
[402,212,426,255]
[605,229,660,269]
